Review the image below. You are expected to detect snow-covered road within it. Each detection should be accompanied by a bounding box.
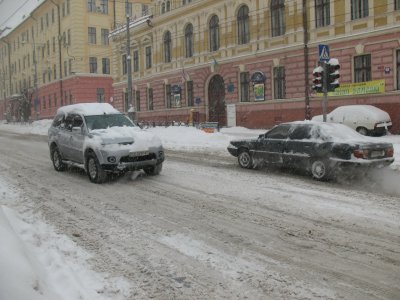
[1,128,399,299]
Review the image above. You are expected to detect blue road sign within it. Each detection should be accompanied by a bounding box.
[319,44,330,62]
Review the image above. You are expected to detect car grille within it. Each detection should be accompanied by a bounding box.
[120,153,156,163]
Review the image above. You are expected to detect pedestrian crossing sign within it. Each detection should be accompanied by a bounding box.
[319,44,330,62]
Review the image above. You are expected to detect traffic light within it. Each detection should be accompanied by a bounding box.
[312,66,323,93]
[327,58,340,92]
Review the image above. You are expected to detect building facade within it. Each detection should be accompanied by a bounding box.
[0,0,148,121]
[111,0,400,132]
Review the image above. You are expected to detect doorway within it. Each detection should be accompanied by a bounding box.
[208,74,226,127]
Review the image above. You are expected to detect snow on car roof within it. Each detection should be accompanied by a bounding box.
[332,105,390,120]
[57,103,120,116]
[284,121,371,142]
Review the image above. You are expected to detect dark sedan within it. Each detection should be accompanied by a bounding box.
[227,121,394,180]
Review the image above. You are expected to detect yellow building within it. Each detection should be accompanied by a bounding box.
[0,0,149,121]
[111,0,400,132]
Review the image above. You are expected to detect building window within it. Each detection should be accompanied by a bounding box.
[209,15,220,52]
[62,2,65,17]
[185,24,193,58]
[69,59,72,75]
[240,72,250,102]
[52,8,55,23]
[315,0,330,27]
[351,0,368,20]
[88,0,96,12]
[102,58,110,74]
[142,4,148,16]
[271,0,285,37]
[88,27,96,44]
[135,90,141,112]
[145,46,152,69]
[165,84,172,108]
[164,31,172,63]
[273,66,286,99]
[53,37,56,52]
[354,54,371,82]
[64,60,67,77]
[54,64,57,79]
[54,93,57,107]
[186,81,194,106]
[100,0,108,14]
[133,50,139,72]
[101,29,109,45]
[43,96,46,109]
[67,0,70,14]
[396,0,400,10]
[237,5,250,45]
[148,88,153,110]
[397,50,400,90]
[48,95,52,109]
[122,54,127,74]
[89,57,97,73]
[97,88,105,103]
[67,29,71,46]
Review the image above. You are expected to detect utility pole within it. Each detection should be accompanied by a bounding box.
[126,0,133,112]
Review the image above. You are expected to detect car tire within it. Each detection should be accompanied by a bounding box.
[311,159,331,181]
[51,146,66,172]
[356,127,368,136]
[86,152,107,184]
[238,149,253,169]
[144,163,163,176]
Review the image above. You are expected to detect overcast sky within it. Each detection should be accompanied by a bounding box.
[0,0,42,34]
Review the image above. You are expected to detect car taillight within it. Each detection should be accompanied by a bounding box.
[353,149,369,159]
[386,147,394,157]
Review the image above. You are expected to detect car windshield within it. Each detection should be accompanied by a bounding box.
[85,114,134,131]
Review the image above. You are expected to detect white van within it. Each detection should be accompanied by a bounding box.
[312,105,392,136]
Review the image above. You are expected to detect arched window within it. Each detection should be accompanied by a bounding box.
[161,2,165,14]
[164,31,172,63]
[271,0,285,37]
[209,15,219,52]
[166,0,170,12]
[185,23,193,58]
[237,5,250,44]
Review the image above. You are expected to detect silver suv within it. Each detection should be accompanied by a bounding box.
[48,103,164,183]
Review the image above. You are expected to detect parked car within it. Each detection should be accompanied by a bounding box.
[227,121,394,180]
[312,105,392,136]
[48,103,165,183]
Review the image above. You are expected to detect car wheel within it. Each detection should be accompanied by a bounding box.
[51,146,66,171]
[144,163,163,176]
[356,127,368,136]
[238,149,253,169]
[86,152,107,184]
[311,159,331,181]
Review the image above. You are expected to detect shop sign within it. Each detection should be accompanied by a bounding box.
[317,79,385,97]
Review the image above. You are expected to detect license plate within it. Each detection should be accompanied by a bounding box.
[371,150,384,158]
[129,151,149,157]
